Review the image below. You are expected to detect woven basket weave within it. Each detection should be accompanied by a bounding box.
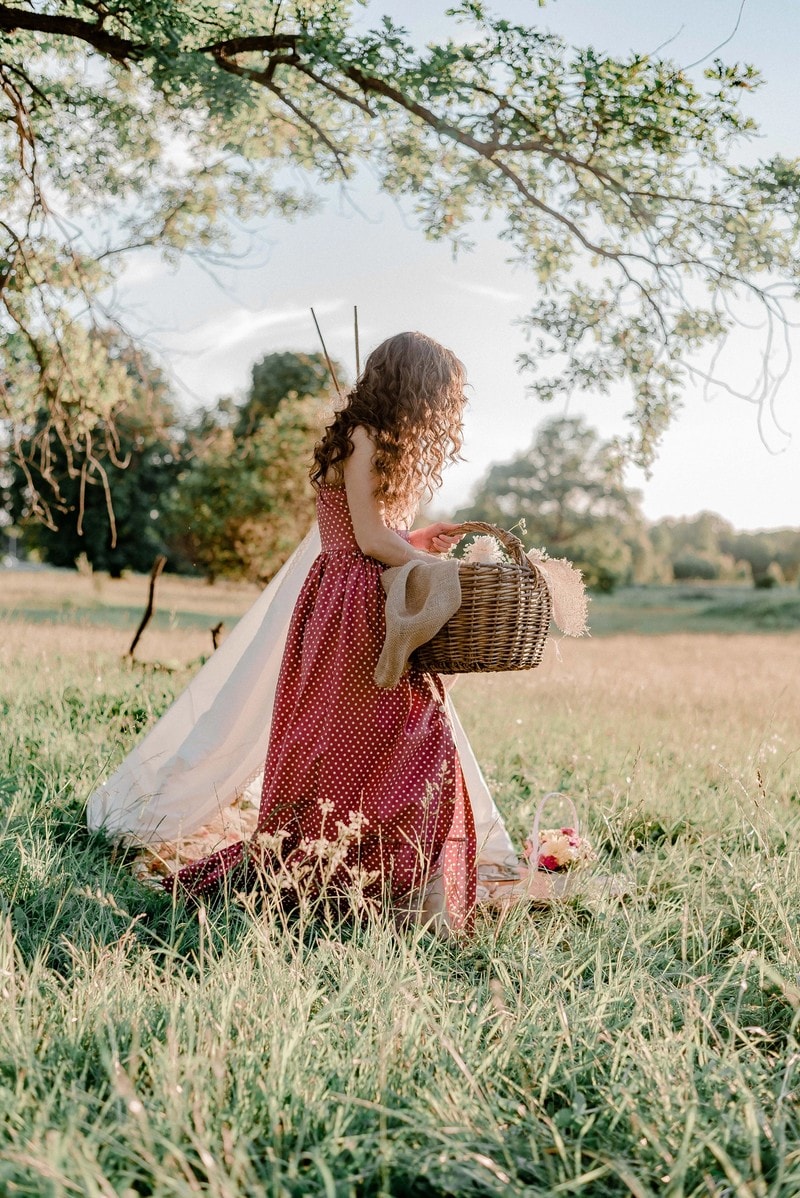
[412,521,552,674]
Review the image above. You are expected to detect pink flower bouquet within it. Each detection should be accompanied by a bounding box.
[523,825,597,873]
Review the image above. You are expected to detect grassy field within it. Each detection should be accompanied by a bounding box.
[586,584,800,636]
[2,568,799,646]
[2,571,800,1195]
[0,569,261,654]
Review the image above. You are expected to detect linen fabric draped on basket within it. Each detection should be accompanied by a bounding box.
[87,525,519,891]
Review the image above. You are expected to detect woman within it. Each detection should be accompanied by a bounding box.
[89,332,522,930]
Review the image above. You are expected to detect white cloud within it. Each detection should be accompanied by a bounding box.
[181,300,343,356]
[454,281,524,304]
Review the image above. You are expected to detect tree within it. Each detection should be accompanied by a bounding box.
[3,0,800,516]
[162,348,338,582]
[457,415,646,590]
[236,352,333,436]
[721,527,800,585]
[651,512,735,559]
[163,390,329,584]
[758,560,786,590]
[650,512,737,582]
[671,553,726,582]
[650,515,800,584]
[4,335,183,575]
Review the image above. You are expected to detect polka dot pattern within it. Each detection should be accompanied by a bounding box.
[167,484,477,929]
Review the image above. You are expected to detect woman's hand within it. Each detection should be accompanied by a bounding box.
[408,523,464,555]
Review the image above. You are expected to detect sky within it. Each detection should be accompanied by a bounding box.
[117,0,800,531]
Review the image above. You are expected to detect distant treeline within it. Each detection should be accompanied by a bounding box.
[3,346,332,584]
[649,516,800,588]
[455,417,799,592]
[3,346,797,593]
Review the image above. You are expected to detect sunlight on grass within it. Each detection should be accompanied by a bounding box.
[2,611,799,1195]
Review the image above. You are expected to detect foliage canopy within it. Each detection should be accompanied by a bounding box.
[162,353,336,582]
[4,335,184,572]
[458,414,650,590]
[236,352,333,436]
[3,345,334,579]
[2,0,800,509]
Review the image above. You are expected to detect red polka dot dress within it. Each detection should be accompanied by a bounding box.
[168,484,477,930]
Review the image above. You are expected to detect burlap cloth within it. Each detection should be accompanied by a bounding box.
[374,558,461,688]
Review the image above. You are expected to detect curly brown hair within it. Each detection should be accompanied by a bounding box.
[310,331,466,521]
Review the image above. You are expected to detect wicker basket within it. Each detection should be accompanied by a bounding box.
[412,521,552,674]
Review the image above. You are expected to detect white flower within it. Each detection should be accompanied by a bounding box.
[464,535,504,565]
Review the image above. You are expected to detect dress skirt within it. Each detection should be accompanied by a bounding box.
[168,484,477,929]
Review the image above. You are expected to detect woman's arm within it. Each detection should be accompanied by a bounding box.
[408,524,464,554]
[343,426,431,566]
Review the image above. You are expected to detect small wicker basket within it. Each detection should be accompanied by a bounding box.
[412,521,552,675]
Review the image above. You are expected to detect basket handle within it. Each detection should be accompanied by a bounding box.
[451,520,531,570]
[528,792,580,868]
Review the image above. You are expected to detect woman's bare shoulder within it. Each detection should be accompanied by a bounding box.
[321,424,375,486]
[349,424,375,449]
[344,425,377,469]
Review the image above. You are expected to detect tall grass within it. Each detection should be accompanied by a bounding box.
[2,616,800,1196]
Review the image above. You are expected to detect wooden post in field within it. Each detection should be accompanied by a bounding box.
[128,555,167,658]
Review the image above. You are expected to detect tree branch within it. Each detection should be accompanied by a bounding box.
[212,51,351,176]
[0,3,143,62]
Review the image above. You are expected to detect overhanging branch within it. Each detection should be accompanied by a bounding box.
[0,3,143,62]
